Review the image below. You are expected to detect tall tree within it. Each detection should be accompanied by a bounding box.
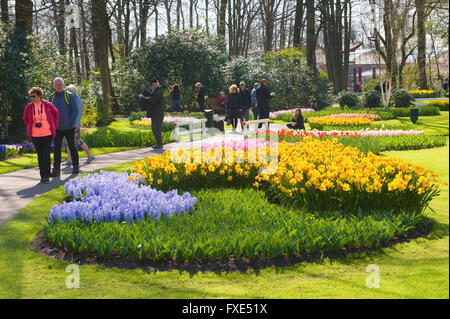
[306,0,316,68]
[91,0,112,125]
[320,0,351,93]
[415,0,427,89]
[293,0,304,47]
[51,0,66,55]
[15,0,33,35]
[217,0,227,38]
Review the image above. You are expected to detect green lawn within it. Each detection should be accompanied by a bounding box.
[0,145,448,298]
[377,112,449,136]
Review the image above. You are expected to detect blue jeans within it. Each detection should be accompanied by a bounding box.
[172,99,181,112]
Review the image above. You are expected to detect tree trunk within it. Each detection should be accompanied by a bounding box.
[51,0,66,55]
[177,0,181,30]
[293,0,304,47]
[1,0,9,24]
[15,0,33,34]
[69,27,81,84]
[415,0,427,89]
[91,0,112,125]
[218,0,227,38]
[306,0,316,68]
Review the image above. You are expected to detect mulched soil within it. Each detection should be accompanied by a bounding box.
[31,221,432,274]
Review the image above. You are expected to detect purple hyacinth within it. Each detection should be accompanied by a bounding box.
[49,170,197,223]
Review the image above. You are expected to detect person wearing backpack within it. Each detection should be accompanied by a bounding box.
[49,77,79,176]
[65,85,95,165]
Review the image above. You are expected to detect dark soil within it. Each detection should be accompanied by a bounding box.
[31,220,432,274]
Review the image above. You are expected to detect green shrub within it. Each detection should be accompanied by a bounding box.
[337,90,360,109]
[44,188,427,262]
[363,90,382,108]
[391,89,415,107]
[423,99,449,111]
[128,112,146,123]
[389,106,440,117]
[337,135,448,153]
[81,129,172,147]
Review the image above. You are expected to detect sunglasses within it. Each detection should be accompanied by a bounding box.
[30,95,38,98]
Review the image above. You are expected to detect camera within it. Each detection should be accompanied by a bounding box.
[35,123,42,128]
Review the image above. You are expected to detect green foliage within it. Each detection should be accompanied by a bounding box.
[363,78,379,91]
[389,106,441,117]
[77,80,102,127]
[44,188,427,262]
[337,90,360,108]
[274,108,396,122]
[391,88,415,107]
[114,30,228,113]
[81,128,172,147]
[0,25,30,141]
[363,90,382,108]
[423,99,449,111]
[223,48,332,111]
[336,135,448,154]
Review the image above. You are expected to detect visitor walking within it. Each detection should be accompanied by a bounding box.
[170,84,181,112]
[23,87,59,183]
[196,82,206,113]
[49,77,79,176]
[251,83,259,120]
[255,78,274,129]
[64,85,95,165]
[138,84,151,111]
[144,78,164,149]
[227,84,241,132]
[239,81,251,130]
[287,108,306,131]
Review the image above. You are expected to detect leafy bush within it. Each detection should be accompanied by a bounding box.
[335,135,447,153]
[389,106,440,117]
[423,99,449,111]
[128,112,146,123]
[337,91,360,108]
[363,90,382,108]
[44,187,428,262]
[224,48,332,111]
[77,80,102,127]
[391,88,415,107]
[81,129,172,147]
[114,30,228,113]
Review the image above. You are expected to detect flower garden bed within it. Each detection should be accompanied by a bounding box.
[276,129,448,153]
[41,138,445,265]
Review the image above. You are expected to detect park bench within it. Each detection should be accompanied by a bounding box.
[241,118,271,134]
[173,118,208,142]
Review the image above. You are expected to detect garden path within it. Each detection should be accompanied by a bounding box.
[0,124,286,227]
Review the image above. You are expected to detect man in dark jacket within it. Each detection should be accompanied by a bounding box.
[255,78,274,128]
[144,78,164,149]
[49,77,79,176]
[196,82,206,112]
[239,81,251,122]
[138,84,151,111]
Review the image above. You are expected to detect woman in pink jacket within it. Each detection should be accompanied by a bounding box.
[23,87,59,183]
